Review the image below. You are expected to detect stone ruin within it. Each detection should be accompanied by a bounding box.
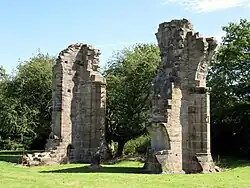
[22,18,219,173]
[144,19,218,174]
[22,43,107,166]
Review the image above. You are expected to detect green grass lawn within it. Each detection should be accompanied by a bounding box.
[0,151,250,188]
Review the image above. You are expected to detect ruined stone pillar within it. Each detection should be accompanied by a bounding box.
[47,43,107,163]
[146,19,217,173]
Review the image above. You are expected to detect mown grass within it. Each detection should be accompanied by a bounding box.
[0,151,250,188]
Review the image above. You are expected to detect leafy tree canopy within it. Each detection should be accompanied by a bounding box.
[103,43,160,156]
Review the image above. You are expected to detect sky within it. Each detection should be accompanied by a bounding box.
[0,0,250,73]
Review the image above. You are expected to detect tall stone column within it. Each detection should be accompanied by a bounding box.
[146,19,217,173]
[51,63,63,140]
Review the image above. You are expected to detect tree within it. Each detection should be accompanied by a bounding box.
[0,53,55,149]
[208,19,250,156]
[0,66,7,82]
[0,66,7,102]
[103,43,160,156]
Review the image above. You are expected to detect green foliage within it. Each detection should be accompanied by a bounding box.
[0,97,39,148]
[111,135,151,156]
[0,139,23,150]
[0,66,7,82]
[103,43,160,156]
[0,53,55,149]
[208,19,250,156]
[123,135,150,156]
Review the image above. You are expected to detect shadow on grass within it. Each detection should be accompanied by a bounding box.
[0,155,21,163]
[0,150,43,164]
[40,166,148,174]
[214,155,250,169]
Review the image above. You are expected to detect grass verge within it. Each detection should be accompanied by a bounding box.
[0,151,249,188]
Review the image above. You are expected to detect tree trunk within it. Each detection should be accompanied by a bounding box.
[116,140,126,157]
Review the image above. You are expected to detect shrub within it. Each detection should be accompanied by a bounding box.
[123,135,150,156]
[0,139,23,150]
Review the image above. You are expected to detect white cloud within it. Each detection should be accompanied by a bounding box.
[162,0,250,12]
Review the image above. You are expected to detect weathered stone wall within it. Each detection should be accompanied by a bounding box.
[146,19,217,173]
[46,43,107,163]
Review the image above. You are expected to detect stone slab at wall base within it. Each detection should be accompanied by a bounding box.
[191,153,217,173]
[183,153,217,173]
[144,151,218,174]
[21,137,74,166]
[144,149,185,174]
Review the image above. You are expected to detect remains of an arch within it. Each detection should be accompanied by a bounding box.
[22,43,107,166]
[47,43,107,163]
[144,19,218,174]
